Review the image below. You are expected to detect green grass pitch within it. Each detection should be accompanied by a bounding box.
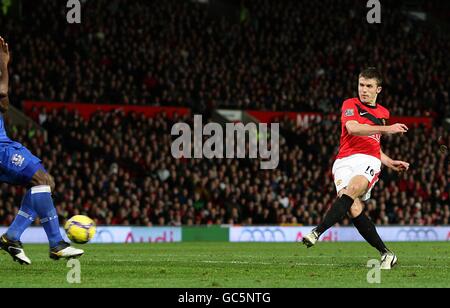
[0,242,449,288]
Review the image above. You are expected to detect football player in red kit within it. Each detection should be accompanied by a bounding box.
[303,68,410,270]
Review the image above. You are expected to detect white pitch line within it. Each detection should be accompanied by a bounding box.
[103,259,450,269]
[137,254,450,260]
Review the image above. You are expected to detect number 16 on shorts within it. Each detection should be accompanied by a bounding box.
[365,166,375,176]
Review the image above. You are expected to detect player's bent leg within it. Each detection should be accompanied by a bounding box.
[302,194,355,248]
[30,170,84,260]
[29,170,63,248]
[0,145,82,262]
[2,189,38,265]
[0,155,43,265]
[350,199,389,254]
[302,176,370,248]
[349,198,397,269]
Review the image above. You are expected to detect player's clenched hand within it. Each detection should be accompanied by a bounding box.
[384,123,408,135]
[0,36,10,65]
[391,160,410,173]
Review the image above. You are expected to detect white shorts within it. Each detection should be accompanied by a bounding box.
[332,154,381,201]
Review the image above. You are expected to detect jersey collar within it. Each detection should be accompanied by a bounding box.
[358,98,377,109]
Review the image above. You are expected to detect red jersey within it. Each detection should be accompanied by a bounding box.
[336,98,390,160]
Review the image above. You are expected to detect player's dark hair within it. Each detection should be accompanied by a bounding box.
[359,67,383,87]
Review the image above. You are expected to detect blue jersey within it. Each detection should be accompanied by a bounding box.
[0,114,43,185]
[0,113,13,144]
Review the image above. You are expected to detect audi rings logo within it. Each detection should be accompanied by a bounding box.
[239,228,286,242]
[396,228,439,241]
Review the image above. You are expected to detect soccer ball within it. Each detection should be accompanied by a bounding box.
[64,215,96,244]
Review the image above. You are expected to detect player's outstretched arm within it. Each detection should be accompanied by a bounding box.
[0,36,10,113]
[381,150,410,172]
[346,121,408,137]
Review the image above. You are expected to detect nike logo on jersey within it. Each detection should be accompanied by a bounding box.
[355,105,385,126]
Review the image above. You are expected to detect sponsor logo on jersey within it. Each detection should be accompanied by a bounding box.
[368,133,381,143]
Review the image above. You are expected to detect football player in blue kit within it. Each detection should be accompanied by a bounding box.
[0,37,84,265]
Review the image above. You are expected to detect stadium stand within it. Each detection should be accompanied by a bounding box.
[2,0,449,117]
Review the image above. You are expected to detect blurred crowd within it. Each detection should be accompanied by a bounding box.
[0,109,448,227]
[1,0,449,118]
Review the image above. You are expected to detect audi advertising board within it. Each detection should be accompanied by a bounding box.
[91,227,182,243]
[0,227,182,244]
[230,227,450,242]
[1,226,448,243]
